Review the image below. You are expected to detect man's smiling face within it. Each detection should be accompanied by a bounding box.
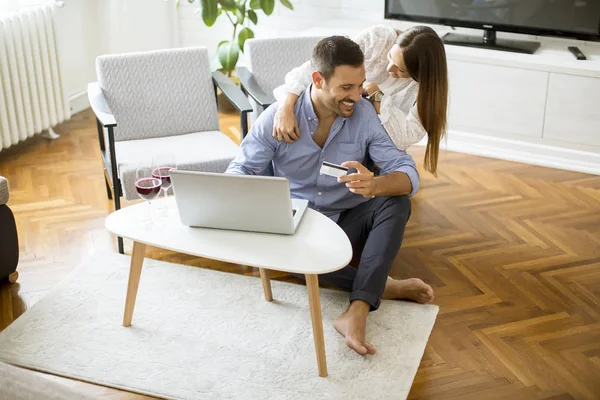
[315,64,366,118]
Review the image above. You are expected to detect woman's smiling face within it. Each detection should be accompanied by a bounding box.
[386,45,412,79]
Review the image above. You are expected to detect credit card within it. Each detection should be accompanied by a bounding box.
[319,161,349,178]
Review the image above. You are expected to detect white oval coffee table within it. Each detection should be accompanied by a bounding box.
[105,196,352,377]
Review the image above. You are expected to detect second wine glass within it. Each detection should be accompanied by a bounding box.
[152,152,176,215]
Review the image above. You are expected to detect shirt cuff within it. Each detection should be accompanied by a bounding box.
[395,165,420,197]
[272,85,286,102]
[225,163,244,175]
[273,83,305,102]
[287,82,306,96]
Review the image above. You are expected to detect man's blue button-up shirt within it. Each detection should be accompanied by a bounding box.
[226,86,420,222]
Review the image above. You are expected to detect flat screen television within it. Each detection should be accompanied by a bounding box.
[385,0,600,54]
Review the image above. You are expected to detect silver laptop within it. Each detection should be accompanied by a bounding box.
[169,169,308,234]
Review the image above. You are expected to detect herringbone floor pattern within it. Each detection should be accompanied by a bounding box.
[0,109,599,399]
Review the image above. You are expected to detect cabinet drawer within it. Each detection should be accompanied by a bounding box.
[447,60,548,138]
[543,73,600,147]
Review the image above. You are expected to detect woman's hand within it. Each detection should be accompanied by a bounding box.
[273,105,300,143]
[363,82,382,114]
[363,82,380,96]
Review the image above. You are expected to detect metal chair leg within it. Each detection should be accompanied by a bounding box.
[105,175,113,200]
[113,182,124,254]
[103,125,124,254]
[117,237,124,254]
[241,110,249,140]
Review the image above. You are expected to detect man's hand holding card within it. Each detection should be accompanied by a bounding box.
[338,161,377,198]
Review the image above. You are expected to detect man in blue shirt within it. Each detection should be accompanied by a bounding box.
[227,36,434,356]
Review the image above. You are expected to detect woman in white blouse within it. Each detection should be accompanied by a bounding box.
[272,25,449,176]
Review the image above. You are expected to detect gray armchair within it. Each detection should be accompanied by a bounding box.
[236,36,324,138]
[88,47,252,254]
[0,176,19,284]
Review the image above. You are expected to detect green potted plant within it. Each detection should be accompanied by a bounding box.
[181,0,294,77]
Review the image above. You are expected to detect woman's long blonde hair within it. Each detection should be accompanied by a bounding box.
[397,26,448,176]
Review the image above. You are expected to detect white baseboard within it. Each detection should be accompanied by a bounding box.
[69,89,89,116]
[420,130,600,176]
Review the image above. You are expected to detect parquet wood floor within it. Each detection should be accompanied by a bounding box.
[1,108,599,399]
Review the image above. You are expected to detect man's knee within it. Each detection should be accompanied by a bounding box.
[377,195,411,223]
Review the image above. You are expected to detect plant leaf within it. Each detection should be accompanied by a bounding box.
[249,0,261,9]
[260,0,275,15]
[247,9,258,24]
[238,27,254,52]
[235,9,245,24]
[218,0,237,11]
[201,0,219,26]
[280,0,293,10]
[217,40,240,74]
[235,10,246,25]
[235,1,245,24]
[188,0,196,3]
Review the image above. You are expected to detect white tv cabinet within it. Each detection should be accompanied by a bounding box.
[299,20,600,175]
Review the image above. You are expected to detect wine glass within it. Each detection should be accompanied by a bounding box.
[152,153,176,215]
[135,165,162,226]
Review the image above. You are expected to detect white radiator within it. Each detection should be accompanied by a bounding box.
[0,2,69,151]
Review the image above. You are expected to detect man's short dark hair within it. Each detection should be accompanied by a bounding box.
[312,35,364,81]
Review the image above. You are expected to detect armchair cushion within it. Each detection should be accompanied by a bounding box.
[0,176,8,206]
[96,47,220,142]
[114,131,239,200]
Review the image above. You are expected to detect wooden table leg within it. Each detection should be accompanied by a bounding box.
[123,241,146,327]
[259,268,273,301]
[305,274,327,377]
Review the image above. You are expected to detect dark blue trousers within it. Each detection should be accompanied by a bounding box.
[296,196,411,311]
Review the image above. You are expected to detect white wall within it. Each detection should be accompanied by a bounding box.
[54,0,180,114]
[98,0,179,55]
[61,0,597,116]
[54,0,101,114]
[54,0,387,114]
[178,0,386,64]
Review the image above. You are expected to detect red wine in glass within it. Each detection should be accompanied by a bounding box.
[135,177,161,201]
[152,167,174,190]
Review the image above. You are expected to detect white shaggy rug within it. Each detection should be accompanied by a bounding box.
[0,252,438,400]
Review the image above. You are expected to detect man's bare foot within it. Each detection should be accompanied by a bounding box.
[333,300,376,356]
[382,277,434,303]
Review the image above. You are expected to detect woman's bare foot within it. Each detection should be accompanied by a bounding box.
[382,277,434,303]
[333,300,376,356]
